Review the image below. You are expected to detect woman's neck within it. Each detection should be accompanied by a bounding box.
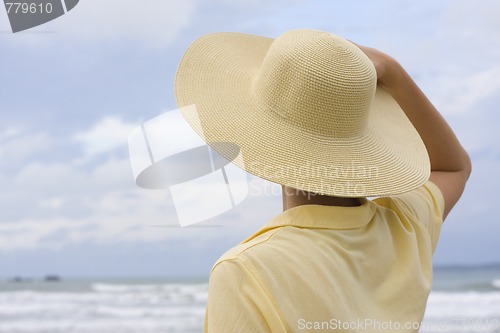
[282,186,363,211]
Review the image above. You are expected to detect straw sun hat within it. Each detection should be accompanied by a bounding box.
[174,29,430,197]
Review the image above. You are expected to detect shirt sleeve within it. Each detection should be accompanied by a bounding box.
[204,258,286,333]
[374,180,445,252]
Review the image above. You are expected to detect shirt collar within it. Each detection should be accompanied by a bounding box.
[245,199,377,241]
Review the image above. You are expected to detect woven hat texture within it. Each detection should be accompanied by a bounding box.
[174,29,430,197]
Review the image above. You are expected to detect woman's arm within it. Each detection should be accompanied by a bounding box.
[357,44,472,220]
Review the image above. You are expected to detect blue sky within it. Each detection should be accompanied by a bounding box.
[0,0,499,279]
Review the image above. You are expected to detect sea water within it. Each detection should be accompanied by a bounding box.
[0,277,207,333]
[0,266,499,333]
[421,266,500,333]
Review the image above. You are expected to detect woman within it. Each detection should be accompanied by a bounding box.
[175,29,471,332]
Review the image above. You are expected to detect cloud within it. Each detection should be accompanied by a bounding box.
[62,0,196,47]
[0,128,56,171]
[73,116,138,159]
[442,0,500,42]
[0,168,278,253]
[0,115,281,251]
[0,151,208,251]
[0,127,22,141]
[429,65,500,116]
[0,0,197,48]
[396,0,500,116]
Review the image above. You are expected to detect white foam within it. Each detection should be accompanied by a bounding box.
[94,305,205,318]
[91,282,207,297]
[92,283,159,293]
[5,283,498,333]
[424,291,500,318]
[0,283,208,332]
[0,317,203,333]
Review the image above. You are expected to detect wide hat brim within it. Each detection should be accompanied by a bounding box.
[174,31,430,197]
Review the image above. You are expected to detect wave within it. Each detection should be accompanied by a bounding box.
[425,291,500,319]
[1,283,499,333]
[91,282,207,293]
[0,318,203,333]
[91,283,160,293]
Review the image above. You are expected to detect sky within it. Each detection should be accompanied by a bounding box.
[0,0,499,279]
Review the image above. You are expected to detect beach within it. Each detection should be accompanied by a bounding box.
[0,266,499,333]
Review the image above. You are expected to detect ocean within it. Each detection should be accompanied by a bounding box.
[0,266,499,333]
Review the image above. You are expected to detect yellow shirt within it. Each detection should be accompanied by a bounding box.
[204,181,445,333]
